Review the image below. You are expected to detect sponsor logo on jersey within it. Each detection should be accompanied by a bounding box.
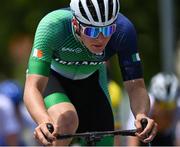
[61,47,82,53]
[33,49,43,58]
[54,58,105,65]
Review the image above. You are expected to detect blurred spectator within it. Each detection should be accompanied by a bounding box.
[0,94,21,145]
[0,80,37,146]
[126,72,180,146]
[108,80,122,146]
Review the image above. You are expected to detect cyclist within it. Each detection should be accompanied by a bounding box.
[126,72,180,146]
[24,0,157,146]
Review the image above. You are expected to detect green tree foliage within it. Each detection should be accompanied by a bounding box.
[0,0,69,80]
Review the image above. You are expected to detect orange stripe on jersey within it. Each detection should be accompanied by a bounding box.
[37,49,43,58]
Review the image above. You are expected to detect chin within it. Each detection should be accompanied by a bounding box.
[91,46,105,53]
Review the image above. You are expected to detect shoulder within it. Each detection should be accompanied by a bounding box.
[37,8,73,30]
[41,8,72,23]
[115,13,137,35]
[34,8,73,40]
[108,13,137,49]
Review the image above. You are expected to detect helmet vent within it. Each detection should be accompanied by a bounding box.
[108,0,114,20]
[71,0,120,26]
[79,1,89,21]
[87,0,99,22]
[115,0,119,17]
[97,0,105,22]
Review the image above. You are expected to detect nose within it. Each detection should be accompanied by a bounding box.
[96,32,106,40]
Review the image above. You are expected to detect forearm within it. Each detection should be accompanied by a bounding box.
[124,79,157,143]
[124,79,150,118]
[130,87,150,117]
[24,88,50,124]
[24,75,51,124]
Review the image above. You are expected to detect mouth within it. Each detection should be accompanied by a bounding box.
[93,44,104,48]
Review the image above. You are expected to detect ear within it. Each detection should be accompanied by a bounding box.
[72,18,81,36]
[72,18,78,29]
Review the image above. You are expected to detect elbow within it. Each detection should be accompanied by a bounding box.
[23,87,30,107]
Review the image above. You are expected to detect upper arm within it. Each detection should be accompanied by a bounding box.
[25,74,49,94]
[27,10,72,77]
[116,18,143,81]
[27,13,57,77]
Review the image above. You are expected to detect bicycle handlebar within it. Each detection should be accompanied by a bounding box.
[141,118,148,130]
[51,129,137,140]
[47,118,148,140]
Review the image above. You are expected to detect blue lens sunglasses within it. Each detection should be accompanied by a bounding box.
[80,23,116,38]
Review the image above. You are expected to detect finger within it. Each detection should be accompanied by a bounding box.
[36,128,52,146]
[135,132,146,141]
[135,118,153,140]
[41,124,56,141]
[143,123,158,143]
[135,120,145,140]
[139,119,154,137]
[134,120,142,132]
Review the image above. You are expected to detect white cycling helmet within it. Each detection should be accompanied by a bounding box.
[149,72,180,102]
[70,0,120,26]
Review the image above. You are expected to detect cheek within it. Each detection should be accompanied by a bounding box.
[81,34,93,44]
[80,31,111,46]
[101,37,111,45]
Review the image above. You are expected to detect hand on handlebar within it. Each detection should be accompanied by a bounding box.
[33,122,56,146]
[135,114,158,143]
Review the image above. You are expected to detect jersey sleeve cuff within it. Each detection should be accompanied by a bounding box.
[121,63,143,81]
[28,59,51,77]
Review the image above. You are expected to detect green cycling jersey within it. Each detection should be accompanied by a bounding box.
[28,9,106,80]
